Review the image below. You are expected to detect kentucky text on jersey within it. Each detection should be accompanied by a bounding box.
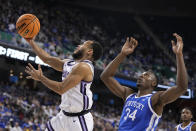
[119,94,161,131]
[124,101,144,111]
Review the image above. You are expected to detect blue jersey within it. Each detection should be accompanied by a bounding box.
[176,122,195,131]
[119,93,161,131]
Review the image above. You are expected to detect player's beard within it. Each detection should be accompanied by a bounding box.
[72,49,84,60]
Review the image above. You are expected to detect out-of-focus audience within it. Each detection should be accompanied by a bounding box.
[1,0,195,87]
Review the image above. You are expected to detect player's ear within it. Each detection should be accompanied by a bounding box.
[151,80,157,87]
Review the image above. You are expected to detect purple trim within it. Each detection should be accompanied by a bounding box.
[84,86,86,95]
[49,121,54,131]
[83,87,88,110]
[83,95,86,110]
[46,122,51,131]
[80,83,83,93]
[80,82,89,110]
[87,96,89,109]
[84,96,88,110]
[81,80,93,83]
[67,60,75,66]
[78,116,85,131]
[82,60,93,65]
[82,115,88,131]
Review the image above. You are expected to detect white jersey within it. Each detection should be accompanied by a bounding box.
[59,59,94,113]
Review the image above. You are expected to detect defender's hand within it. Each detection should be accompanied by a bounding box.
[171,33,183,55]
[25,63,43,81]
[121,37,138,56]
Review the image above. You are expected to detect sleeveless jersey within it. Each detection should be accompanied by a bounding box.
[119,93,161,131]
[176,121,195,131]
[59,59,94,113]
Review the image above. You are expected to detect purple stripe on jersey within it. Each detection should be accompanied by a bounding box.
[82,115,88,131]
[78,116,86,131]
[49,121,54,131]
[84,96,88,109]
[83,95,85,110]
[80,82,89,110]
[84,85,89,110]
[80,83,83,93]
[83,83,86,94]
[83,86,88,110]
[87,96,89,109]
[67,60,74,66]
[84,86,86,95]
[82,83,86,110]
[46,122,50,131]
[81,80,93,83]
[46,121,53,131]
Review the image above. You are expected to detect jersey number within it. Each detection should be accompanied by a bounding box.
[124,109,137,121]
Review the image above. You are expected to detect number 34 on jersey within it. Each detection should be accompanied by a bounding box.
[124,108,138,121]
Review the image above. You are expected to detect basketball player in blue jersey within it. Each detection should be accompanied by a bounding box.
[24,37,103,131]
[101,33,188,131]
[175,107,196,131]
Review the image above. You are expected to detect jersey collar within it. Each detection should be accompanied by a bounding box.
[135,94,152,98]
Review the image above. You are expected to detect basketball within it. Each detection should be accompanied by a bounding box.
[16,14,40,38]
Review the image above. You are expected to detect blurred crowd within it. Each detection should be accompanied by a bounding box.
[1,0,195,87]
[0,81,180,131]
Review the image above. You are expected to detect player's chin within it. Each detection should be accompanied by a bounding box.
[181,118,187,121]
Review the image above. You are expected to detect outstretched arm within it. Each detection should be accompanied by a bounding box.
[101,37,138,100]
[25,63,92,95]
[25,38,67,72]
[152,33,188,107]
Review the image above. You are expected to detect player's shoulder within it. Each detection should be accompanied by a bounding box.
[191,122,196,130]
[80,60,94,67]
[73,62,92,72]
[151,91,163,101]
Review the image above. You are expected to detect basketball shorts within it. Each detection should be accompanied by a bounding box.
[45,110,93,131]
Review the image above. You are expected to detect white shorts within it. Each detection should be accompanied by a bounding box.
[45,110,93,131]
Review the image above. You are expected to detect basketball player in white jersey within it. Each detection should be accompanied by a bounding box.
[24,37,103,131]
[175,107,196,131]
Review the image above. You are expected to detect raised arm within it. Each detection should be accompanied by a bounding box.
[25,38,67,72]
[25,63,92,95]
[152,33,188,107]
[100,37,138,100]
